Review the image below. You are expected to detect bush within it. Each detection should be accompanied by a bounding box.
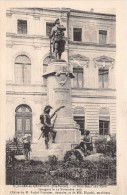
[94,135,116,157]
[98,156,116,169]
[64,149,83,162]
[6,140,16,167]
[48,155,58,170]
[105,135,116,157]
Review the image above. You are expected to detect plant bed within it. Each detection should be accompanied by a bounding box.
[6,152,116,186]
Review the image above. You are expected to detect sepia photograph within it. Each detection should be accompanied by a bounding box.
[5,4,117,187]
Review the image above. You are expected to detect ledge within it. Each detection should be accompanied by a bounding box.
[72,87,116,91]
[69,41,116,48]
[6,33,48,40]
[72,94,116,99]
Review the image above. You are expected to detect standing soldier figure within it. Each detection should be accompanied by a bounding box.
[40,105,65,149]
[49,18,66,60]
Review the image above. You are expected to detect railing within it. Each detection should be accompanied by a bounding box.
[6,167,116,185]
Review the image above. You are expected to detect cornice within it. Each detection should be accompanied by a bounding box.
[72,87,116,91]
[6,91,47,96]
[7,8,115,21]
[6,33,47,40]
[69,54,90,68]
[69,12,116,21]
[72,95,116,99]
[93,55,115,68]
[69,41,116,48]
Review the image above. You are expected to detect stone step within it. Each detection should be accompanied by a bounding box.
[30,148,68,161]
[51,143,72,149]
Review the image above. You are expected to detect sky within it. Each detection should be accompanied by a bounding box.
[4,1,117,15]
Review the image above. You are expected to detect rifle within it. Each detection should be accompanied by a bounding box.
[49,114,57,142]
[52,114,57,128]
[50,106,65,119]
[38,131,43,140]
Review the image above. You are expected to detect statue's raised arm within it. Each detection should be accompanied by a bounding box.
[49,18,66,60]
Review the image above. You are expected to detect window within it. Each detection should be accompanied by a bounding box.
[99,68,109,88]
[17,20,27,34]
[46,22,54,37]
[15,55,31,84]
[15,105,32,140]
[99,30,107,44]
[99,108,110,135]
[73,28,82,41]
[99,120,109,135]
[73,67,83,88]
[74,107,85,135]
[74,116,85,135]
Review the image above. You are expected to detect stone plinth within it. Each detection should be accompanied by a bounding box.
[31,61,81,161]
[43,61,74,118]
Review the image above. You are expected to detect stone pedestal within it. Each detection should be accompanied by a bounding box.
[31,60,81,161]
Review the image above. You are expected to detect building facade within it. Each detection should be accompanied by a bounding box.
[6,8,116,142]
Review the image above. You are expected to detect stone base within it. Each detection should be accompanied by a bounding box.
[30,129,81,161]
[55,129,81,143]
[30,142,72,161]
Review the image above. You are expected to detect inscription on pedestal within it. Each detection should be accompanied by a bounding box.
[53,88,70,104]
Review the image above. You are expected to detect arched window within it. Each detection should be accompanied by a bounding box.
[15,105,32,140]
[99,108,110,135]
[73,107,85,135]
[15,55,31,84]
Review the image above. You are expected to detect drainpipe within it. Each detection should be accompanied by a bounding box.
[67,10,70,65]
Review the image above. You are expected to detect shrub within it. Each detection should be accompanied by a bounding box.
[98,156,116,169]
[6,140,16,167]
[94,137,107,154]
[97,156,116,181]
[94,135,116,158]
[48,155,58,170]
[80,160,97,170]
[64,149,83,162]
[105,135,116,157]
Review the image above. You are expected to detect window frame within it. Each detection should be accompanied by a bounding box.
[15,55,31,85]
[99,30,107,44]
[99,120,109,135]
[74,116,85,135]
[73,67,84,88]
[73,28,82,42]
[98,67,109,88]
[17,19,27,34]
[15,105,32,139]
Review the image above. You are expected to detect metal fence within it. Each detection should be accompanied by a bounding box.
[6,167,116,186]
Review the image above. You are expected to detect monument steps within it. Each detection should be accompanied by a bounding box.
[29,138,74,161]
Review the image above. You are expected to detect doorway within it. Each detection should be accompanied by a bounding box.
[15,105,32,140]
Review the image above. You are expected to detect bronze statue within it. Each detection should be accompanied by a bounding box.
[49,18,66,60]
[39,105,65,149]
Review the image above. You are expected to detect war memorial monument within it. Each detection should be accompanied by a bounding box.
[30,18,81,160]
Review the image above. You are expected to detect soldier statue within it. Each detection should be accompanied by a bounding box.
[39,105,65,149]
[49,18,66,60]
